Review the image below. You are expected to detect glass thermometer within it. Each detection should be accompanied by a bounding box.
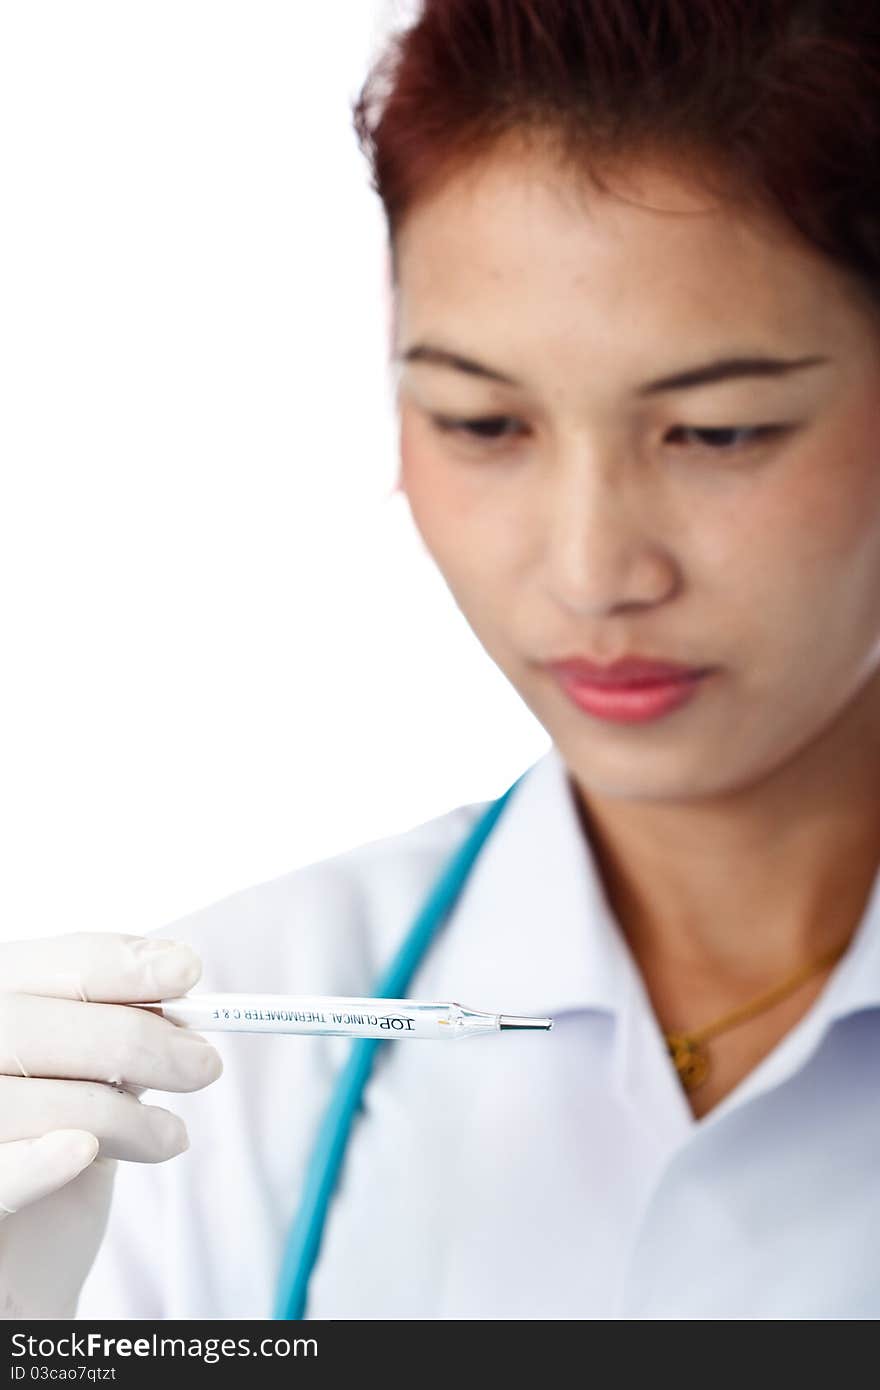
[131,993,553,1040]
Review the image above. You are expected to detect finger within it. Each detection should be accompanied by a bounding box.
[0,994,223,1091]
[0,932,202,1004]
[0,1077,191,1163]
[0,1130,100,1219]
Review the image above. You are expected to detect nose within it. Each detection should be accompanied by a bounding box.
[542,450,680,618]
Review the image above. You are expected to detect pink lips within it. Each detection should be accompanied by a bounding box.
[545,656,715,725]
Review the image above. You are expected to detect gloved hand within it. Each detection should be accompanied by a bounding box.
[0,932,223,1319]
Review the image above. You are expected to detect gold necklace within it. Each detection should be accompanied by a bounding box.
[665,938,850,1092]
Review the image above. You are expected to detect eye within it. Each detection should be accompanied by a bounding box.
[665,424,786,452]
[428,414,526,447]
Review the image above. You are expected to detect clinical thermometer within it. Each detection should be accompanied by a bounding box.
[131,993,553,1040]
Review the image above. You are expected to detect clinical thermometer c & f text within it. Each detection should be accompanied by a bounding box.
[131,993,554,1041]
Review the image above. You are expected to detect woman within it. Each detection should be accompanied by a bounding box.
[4,0,880,1319]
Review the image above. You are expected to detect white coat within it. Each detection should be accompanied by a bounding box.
[76,743,880,1320]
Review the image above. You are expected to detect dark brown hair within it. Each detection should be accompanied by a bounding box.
[351,0,880,305]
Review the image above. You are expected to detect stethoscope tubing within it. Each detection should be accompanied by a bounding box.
[272,771,526,1320]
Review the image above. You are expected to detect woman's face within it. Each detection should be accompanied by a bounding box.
[391,142,880,803]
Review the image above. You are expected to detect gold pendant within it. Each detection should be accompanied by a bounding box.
[666,1032,710,1091]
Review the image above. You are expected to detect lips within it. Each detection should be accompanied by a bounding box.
[545,656,712,687]
[545,658,715,725]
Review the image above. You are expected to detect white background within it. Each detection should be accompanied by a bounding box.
[0,2,548,945]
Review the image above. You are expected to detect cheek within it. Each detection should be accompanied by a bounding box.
[759,431,880,600]
[397,418,528,644]
[399,412,452,517]
[699,432,880,674]
[398,413,498,561]
[801,444,880,661]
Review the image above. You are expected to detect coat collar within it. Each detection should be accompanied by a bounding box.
[432,739,880,1039]
[431,742,637,1019]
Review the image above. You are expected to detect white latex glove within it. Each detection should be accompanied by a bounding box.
[0,932,223,1319]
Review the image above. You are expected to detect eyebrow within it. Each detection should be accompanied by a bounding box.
[397,342,831,394]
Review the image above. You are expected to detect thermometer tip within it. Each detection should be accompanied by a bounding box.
[498,1014,553,1031]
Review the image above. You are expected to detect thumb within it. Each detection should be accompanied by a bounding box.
[0,1131,100,1220]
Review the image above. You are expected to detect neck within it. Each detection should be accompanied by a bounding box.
[567,670,880,981]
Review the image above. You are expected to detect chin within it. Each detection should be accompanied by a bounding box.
[558,738,750,805]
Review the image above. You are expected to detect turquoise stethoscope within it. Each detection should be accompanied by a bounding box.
[272,770,526,1320]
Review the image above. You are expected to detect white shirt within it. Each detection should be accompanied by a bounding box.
[77,743,880,1320]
